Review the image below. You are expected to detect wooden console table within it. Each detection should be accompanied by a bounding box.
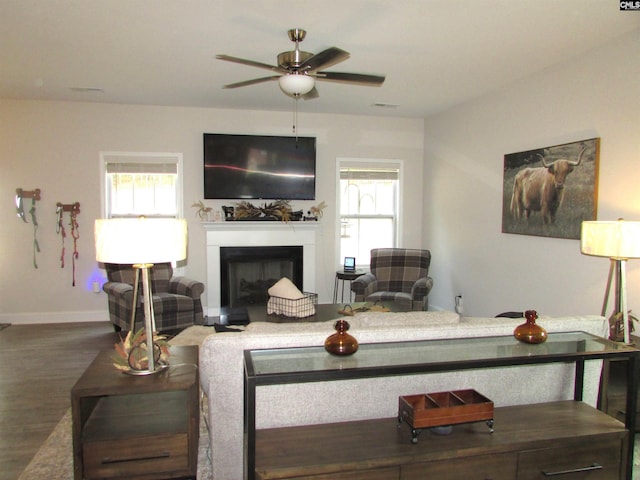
[71,345,199,480]
[243,332,639,480]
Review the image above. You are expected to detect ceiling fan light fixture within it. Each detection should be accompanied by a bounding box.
[278,73,315,96]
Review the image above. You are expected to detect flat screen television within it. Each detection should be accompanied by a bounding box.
[204,133,316,200]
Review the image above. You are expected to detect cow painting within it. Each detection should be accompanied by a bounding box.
[510,147,585,225]
[501,138,599,240]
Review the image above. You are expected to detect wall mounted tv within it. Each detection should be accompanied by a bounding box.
[203,133,316,200]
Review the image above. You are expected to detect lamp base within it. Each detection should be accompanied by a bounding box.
[123,362,169,376]
[113,336,171,375]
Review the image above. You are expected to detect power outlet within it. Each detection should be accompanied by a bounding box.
[455,295,463,314]
[92,281,101,294]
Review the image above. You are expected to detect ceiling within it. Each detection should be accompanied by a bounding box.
[1,0,638,119]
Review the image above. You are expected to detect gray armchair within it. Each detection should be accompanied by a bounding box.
[103,262,205,332]
[350,248,433,311]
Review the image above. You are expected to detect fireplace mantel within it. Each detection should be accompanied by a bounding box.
[202,221,319,316]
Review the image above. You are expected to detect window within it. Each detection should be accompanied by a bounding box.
[101,152,183,219]
[339,159,400,266]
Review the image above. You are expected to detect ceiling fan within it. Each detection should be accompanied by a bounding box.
[216,28,385,99]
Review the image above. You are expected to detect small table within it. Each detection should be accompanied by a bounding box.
[71,345,199,480]
[333,270,365,303]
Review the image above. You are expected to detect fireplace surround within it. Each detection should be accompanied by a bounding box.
[203,222,318,316]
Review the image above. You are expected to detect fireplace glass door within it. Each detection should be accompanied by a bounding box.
[220,246,303,307]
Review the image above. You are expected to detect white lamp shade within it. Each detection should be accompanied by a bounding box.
[581,220,640,259]
[95,218,187,264]
[278,74,315,96]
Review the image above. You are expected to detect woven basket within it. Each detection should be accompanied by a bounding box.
[267,292,318,318]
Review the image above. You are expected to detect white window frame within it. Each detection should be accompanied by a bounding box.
[99,151,184,219]
[336,157,403,268]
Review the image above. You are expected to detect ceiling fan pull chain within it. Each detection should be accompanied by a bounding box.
[292,95,298,136]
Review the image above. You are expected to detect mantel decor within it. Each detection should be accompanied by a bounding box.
[501,137,599,240]
[191,200,213,220]
[225,200,303,222]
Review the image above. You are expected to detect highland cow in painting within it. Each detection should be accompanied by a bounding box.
[501,138,599,240]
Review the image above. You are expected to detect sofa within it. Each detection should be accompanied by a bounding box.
[198,311,608,480]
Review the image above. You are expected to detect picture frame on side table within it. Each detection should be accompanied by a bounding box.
[343,257,356,272]
[501,137,600,240]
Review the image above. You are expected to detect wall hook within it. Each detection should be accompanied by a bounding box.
[15,188,41,223]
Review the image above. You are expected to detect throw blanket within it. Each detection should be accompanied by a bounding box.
[266,277,316,317]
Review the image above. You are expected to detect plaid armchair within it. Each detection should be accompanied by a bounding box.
[350,248,433,311]
[103,263,205,332]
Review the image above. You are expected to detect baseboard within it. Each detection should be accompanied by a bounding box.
[0,310,108,325]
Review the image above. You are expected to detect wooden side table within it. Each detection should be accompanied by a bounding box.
[71,345,199,480]
[333,270,365,303]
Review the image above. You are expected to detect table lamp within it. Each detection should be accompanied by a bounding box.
[581,219,640,345]
[95,217,187,374]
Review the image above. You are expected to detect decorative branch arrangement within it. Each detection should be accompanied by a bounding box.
[191,200,213,220]
[112,329,170,372]
[56,202,81,286]
[15,188,42,268]
[309,201,327,219]
[221,200,328,222]
[232,200,302,222]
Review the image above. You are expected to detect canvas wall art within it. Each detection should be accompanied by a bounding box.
[502,138,600,240]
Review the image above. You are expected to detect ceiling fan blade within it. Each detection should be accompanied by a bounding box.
[299,47,350,73]
[223,76,280,89]
[301,86,319,100]
[315,71,385,86]
[216,54,285,73]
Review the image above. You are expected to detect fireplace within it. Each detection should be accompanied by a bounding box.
[204,222,318,316]
[220,246,303,307]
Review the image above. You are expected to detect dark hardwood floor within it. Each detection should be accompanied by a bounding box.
[0,321,119,480]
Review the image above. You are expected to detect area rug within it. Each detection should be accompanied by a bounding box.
[169,324,218,347]
[18,325,217,480]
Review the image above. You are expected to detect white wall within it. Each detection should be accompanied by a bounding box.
[0,102,424,323]
[5,29,636,324]
[424,29,640,317]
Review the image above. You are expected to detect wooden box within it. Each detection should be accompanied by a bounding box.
[399,389,494,430]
